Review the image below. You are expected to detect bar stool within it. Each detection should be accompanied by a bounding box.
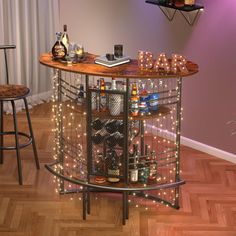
[0,45,40,185]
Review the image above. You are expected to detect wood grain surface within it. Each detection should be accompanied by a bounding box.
[39,53,199,79]
[0,102,236,235]
[0,85,30,99]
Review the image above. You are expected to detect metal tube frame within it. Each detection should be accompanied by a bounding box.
[49,71,185,224]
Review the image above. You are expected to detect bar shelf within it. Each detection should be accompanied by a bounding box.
[40,53,198,225]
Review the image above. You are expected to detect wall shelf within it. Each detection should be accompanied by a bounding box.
[146,0,204,26]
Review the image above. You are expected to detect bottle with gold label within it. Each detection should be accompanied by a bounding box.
[51,32,67,60]
[107,149,120,183]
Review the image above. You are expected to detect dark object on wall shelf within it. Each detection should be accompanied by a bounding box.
[146,0,204,26]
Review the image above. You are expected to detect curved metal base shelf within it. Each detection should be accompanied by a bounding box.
[45,162,185,192]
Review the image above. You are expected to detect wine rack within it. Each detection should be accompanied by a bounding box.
[40,53,198,225]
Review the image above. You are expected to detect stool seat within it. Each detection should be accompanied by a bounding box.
[0,84,30,100]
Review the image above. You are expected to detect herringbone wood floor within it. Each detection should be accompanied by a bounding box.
[0,102,236,236]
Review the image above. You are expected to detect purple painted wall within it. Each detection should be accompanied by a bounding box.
[60,0,236,154]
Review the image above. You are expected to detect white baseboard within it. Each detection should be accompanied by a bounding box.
[181,136,236,164]
[147,125,236,164]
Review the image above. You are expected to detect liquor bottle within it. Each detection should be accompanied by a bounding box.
[149,150,157,181]
[130,83,139,116]
[117,121,124,134]
[61,24,69,52]
[77,84,84,105]
[184,0,195,6]
[106,132,120,148]
[109,78,122,116]
[107,149,120,183]
[100,78,107,111]
[117,133,124,147]
[91,118,105,131]
[105,120,123,134]
[51,32,67,60]
[129,144,139,183]
[92,129,108,145]
[138,145,150,183]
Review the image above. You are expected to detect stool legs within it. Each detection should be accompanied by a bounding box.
[23,98,40,170]
[11,101,23,185]
[0,101,3,164]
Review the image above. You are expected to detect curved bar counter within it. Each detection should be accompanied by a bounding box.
[40,53,198,225]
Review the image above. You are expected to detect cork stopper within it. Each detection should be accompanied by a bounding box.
[63,24,67,32]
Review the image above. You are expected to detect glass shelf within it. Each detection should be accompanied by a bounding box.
[146,0,204,26]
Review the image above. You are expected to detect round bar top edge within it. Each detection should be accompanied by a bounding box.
[39,53,199,79]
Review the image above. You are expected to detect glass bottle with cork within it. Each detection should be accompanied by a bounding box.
[52,32,67,60]
[107,149,120,183]
[61,24,69,53]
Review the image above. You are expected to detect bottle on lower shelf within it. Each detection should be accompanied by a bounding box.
[129,144,139,183]
[107,149,120,183]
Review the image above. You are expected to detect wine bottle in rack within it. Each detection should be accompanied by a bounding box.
[106,132,121,148]
[129,144,139,183]
[117,133,124,147]
[117,121,124,134]
[107,149,120,183]
[105,120,122,134]
[91,118,106,131]
[92,129,109,145]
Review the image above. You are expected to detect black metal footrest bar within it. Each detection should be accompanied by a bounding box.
[45,162,185,192]
[0,131,32,150]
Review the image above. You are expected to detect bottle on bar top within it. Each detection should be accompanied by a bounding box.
[129,144,139,183]
[107,149,120,183]
[51,32,67,60]
[100,78,107,111]
[61,24,69,52]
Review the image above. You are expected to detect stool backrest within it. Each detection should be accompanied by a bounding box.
[0,45,16,85]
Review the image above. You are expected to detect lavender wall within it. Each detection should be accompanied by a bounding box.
[59,0,236,154]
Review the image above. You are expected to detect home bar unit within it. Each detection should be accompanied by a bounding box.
[39,53,198,225]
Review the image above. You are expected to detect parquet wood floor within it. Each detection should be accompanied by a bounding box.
[0,102,236,236]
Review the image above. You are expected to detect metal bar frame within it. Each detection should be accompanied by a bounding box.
[49,71,186,224]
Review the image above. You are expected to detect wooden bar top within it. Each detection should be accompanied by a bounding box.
[39,53,198,79]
